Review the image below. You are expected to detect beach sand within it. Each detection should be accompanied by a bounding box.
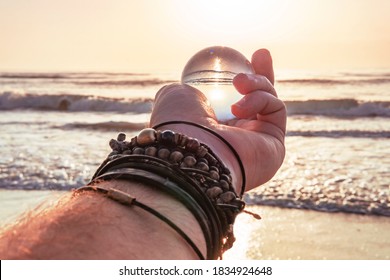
[225,205,390,260]
[1,190,389,260]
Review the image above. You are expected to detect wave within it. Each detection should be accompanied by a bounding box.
[0,72,150,80]
[0,92,153,113]
[287,130,390,138]
[74,78,176,87]
[278,78,390,85]
[277,73,390,85]
[1,92,390,117]
[245,194,389,216]
[0,72,177,88]
[56,121,146,131]
[3,71,390,87]
[285,99,390,117]
[58,124,390,138]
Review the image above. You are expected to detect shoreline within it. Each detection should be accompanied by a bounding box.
[1,189,389,260]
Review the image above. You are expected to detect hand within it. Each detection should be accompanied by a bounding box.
[150,49,286,193]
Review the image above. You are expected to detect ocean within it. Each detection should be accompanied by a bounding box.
[1,69,389,217]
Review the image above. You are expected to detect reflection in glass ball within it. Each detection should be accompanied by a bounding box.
[181,46,255,121]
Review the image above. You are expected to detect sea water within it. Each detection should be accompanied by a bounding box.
[0,70,389,216]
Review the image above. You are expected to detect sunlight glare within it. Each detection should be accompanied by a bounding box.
[213,57,222,72]
[171,0,291,44]
[206,86,225,102]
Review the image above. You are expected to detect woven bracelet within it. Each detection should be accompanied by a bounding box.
[87,128,246,259]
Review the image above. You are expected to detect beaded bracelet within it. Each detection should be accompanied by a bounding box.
[86,128,246,259]
[152,121,246,197]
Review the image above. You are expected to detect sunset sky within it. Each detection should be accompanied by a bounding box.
[1,0,389,72]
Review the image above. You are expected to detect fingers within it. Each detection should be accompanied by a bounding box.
[251,49,274,85]
[231,90,287,139]
[232,90,284,119]
[233,73,277,97]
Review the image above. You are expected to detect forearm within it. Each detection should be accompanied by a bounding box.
[0,180,206,259]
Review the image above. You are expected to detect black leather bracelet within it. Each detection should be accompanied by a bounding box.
[83,128,246,259]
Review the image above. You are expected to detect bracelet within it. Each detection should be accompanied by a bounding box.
[86,128,246,259]
[152,121,246,196]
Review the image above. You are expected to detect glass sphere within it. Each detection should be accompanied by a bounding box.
[181,46,255,121]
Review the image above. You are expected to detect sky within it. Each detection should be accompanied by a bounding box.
[1,0,389,72]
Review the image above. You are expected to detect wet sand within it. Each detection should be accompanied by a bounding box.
[225,205,390,260]
[1,190,389,260]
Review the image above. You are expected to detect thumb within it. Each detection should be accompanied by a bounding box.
[251,49,274,85]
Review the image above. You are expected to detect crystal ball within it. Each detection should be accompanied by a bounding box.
[181,46,255,121]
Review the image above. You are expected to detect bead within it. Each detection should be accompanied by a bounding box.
[160,130,175,145]
[133,147,145,154]
[209,170,220,180]
[157,148,170,159]
[220,174,232,183]
[219,191,236,203]
[156,130,162,141]
[123,150,132,155]
[209,166,219,173]
[183,156,196,167]
[216,198,224,204]
[198,158,208,165]
[130,136,137,147]
[123,141,132,149]
[169,151,184,163]
[196,146,208,157]
[204,153,217,165]
[220,180,230,190]
[206,186,223,199]
[196,162,209,172]
[180,135,189,147]
[118,141,128,152]
[174,133,181,145]
[109,139,119,150]
[145,146,157,156]
[186,138,200,152]
[117,132,126,141]
[137,128,156,146]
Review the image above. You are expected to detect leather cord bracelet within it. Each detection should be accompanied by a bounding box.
[76,182,205,259]
[80,128,247,259]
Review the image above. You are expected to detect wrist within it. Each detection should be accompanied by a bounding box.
[91,128,245,258]
[150,122,244,196]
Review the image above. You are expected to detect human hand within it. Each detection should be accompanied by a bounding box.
[150,49,286,193]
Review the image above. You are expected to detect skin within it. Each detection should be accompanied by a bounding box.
[0,49,286,260]
[150,49,286,193]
